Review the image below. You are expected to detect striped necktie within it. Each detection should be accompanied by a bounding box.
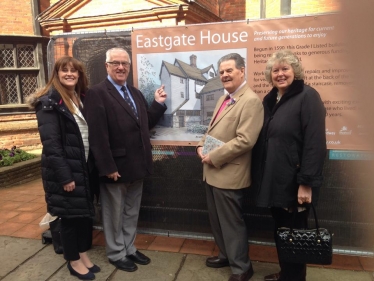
[121,86,138,119]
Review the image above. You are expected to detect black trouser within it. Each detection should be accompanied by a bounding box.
[60,217,93,261]
[271,207,309,281]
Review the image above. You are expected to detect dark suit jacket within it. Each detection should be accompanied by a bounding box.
[84,78,166,183]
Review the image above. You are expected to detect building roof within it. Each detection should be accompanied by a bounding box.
[200,65,214,74]
[175,59,207,82]
[162,61,186,78]
[199,76,223,94]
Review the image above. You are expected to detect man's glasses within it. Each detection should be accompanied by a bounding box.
[107,61,131,68]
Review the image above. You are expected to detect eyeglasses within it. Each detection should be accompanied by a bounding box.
[107,61,131,68]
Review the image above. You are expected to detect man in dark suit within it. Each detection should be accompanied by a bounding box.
[197,53,263,281]
[84,48,167,272]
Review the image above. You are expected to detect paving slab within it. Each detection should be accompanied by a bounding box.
[2,245,65,281]
[177,254,231,281]
[172,253,372,281]
[0,236,44,278]
[306,267,373,281]
[0,237,372,281]
[250,262,283,281]
[86,246,116,280]
[110,250,184,281]
[177,254,280,281]
[48,246,109,281]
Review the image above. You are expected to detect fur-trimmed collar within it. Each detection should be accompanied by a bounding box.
[263,79,305,111]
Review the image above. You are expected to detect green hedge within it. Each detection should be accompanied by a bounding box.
[0,146,37,167]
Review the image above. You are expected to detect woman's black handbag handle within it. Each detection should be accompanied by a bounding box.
[290,202,320,233]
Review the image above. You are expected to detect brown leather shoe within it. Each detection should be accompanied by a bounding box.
[264,272,280,281]
[228,264,254,281]
[206,256,230,268]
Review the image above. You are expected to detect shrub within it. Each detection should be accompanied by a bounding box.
[0,146,36,167]
[186,124,209,134]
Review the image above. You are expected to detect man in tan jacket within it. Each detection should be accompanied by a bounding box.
[197,53,264,281]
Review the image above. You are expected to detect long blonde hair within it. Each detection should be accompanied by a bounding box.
[35,56,88,113]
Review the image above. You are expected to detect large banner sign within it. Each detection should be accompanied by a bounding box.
[131,14,367,150]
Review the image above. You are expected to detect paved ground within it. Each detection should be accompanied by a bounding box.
[0,177,373,280]
[0,236,373,281]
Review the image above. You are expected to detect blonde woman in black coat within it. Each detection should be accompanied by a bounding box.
[29,56,99,280]
[252,50,326,281]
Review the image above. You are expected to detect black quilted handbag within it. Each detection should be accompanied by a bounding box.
[275,203,333,265]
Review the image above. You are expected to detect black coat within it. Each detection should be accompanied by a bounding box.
[252,80,326,208]
[31,89,94,218]
[83,79,166,183]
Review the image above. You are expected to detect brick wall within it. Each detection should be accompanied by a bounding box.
[0,114,41,151]
[0,0,34,35]
[0,0,46,150]
[40,0,51,36]
[219,0,246,21]
[0,0,51,36]
[197,0,219,16]
[0,157,41,188]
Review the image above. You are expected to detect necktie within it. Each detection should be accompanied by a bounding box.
[121,86,138,119]
[212,95,230,124]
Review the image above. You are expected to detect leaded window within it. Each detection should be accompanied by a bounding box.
[0,44,39,105]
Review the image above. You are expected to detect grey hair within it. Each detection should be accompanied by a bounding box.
[105,48,131,64]
[264,50,304,84]
[218,53,245,69]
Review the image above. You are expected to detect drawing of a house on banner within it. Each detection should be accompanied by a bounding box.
[199,76,225,125]
[158,54,221,128]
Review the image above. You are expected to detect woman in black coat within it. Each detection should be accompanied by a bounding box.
[252,50,326,281]
[28,56,99,280]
